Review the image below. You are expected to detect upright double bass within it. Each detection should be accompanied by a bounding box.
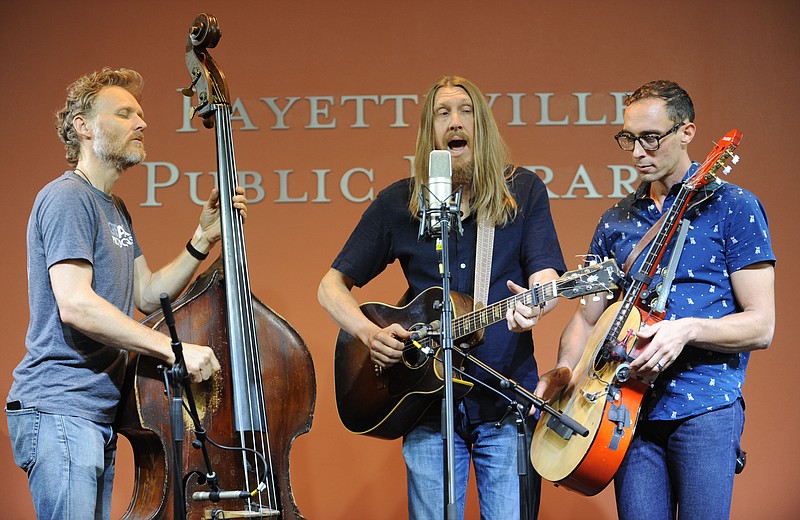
[116,13,316,519]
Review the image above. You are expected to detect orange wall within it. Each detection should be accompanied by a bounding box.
[3,2,798,518]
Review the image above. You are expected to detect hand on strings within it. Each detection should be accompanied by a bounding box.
[505,279,542,332]
[181,343,222,383]
[532,366,572,406]
[367,323,410,368]
[198,186,248,246]
[630,320,688,376]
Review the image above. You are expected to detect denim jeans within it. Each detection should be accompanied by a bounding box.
[6,407,117,520]
[614,399,745,520]
[402,401,540,520]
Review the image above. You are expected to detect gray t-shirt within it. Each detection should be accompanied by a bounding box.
[9,171,142,423]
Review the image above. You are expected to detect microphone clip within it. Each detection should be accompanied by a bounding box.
[417,185,463,240]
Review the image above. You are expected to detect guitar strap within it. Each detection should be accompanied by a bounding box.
[473,163,518,310]
[622,178,724,275]
[622,212,667,275]
[473,217,494,310]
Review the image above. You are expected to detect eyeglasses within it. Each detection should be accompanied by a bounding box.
[614,121,686,151]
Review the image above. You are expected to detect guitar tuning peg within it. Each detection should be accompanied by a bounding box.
[592,294,601,302]
[732,154,740,164]
[723,165,732,175]
[606,292,614,300]
[580,297,586,305]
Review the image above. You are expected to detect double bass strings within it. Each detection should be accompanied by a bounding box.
[216,104,278,512]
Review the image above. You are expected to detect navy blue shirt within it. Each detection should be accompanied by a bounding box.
[589,172,774,420]
[332,168,566,423]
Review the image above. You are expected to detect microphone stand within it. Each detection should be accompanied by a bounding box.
[515,406,537,520]
[418,187,462,520]
[438,215,458,520]
[459,349,584,520]
[158,294,223,518]
[418,185,587,518]
[159,294,188,520]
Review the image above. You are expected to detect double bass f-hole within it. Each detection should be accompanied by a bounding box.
[116,12,315,520]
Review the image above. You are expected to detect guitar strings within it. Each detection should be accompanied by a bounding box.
[399,276,615,355]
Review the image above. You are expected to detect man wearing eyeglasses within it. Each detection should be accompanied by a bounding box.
[534,80,775,519]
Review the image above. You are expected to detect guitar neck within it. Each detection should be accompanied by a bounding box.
[607,168,704,341]
[453,282,557,339]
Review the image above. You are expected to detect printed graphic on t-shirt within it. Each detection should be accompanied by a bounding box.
[108,222,133,248]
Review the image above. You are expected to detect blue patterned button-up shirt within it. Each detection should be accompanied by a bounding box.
[588,169,774,420]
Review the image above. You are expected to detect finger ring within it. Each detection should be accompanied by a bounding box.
[655,362,663,371]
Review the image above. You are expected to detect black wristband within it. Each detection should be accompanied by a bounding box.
[186,240,209,261]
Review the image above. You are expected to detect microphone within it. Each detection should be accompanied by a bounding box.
[428,150,452,230]
[192,490,250,502]
[409,320,441,341]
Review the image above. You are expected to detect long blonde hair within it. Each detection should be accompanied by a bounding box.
[409,76,517,227]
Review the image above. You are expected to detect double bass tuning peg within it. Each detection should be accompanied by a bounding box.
[181,68,202,98]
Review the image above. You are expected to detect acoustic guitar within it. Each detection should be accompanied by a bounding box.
[335,260,622,439]
[530,129,743,496]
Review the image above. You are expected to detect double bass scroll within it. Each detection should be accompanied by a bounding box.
[116,13,316,520]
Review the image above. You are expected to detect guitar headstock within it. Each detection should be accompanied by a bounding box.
[685,129,743,190]
[558,259,624,299]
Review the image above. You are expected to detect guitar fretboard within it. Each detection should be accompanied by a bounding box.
[406,260,620,352]
[454,280,559,338]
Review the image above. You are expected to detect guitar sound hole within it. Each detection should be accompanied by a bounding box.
[593,344,610,372]
[403,342,431,369]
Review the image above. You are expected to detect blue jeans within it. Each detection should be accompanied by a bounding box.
[6,407,117,520]
[403,401,540,520]
[614,399,745,520]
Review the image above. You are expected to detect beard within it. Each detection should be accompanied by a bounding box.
[452,158,474,186]
[91,122,146,171]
